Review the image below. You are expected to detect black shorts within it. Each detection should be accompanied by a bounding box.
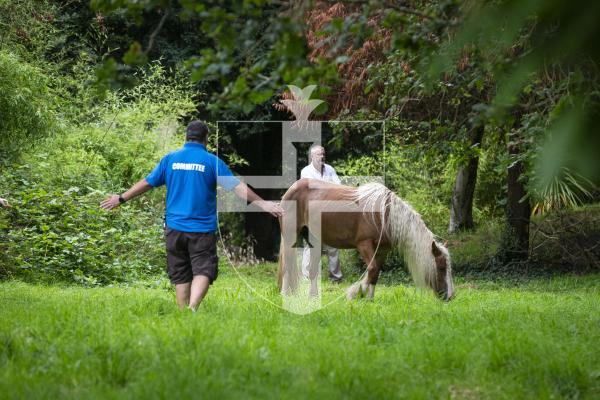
[164,228,218,285]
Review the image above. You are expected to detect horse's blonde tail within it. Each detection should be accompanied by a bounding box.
[277,239,284,290]
[278,231,299,295]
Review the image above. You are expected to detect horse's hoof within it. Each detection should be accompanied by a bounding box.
[347,284,360,300]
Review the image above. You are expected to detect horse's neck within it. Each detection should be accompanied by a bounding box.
[388,196,436,287]
[388,197,432,252]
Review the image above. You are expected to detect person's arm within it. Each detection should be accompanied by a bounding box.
[232,182,283,217]
[0,197,10,208]
[100,179,154,210]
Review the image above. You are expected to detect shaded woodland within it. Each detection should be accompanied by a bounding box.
[1,0,599,284]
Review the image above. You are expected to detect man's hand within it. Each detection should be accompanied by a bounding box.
[100,180,152,211]
[100,195,121,210]
[0,197,10,208]
[232,183,283,217]
[253,200,283,218]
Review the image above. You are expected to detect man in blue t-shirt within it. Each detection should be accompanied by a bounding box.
[101,120,282,311]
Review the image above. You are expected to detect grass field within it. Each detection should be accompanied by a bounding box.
[1,264,599,399]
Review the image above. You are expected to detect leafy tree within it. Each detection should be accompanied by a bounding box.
[4,0,598,274]
[429,0,600,257]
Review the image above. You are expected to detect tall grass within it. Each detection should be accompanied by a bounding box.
[1,267,599,399]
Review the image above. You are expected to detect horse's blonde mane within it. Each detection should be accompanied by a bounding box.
[352,183,449,288]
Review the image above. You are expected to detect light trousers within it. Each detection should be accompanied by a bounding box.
[302,242,342,282]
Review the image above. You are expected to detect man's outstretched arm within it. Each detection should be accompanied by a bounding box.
[232,182,283,218]
[100,179,154,210]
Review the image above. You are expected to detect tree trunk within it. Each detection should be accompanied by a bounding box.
[504,131,531,261]
[228,122,283,261]
[245,188,279,261]
[448,125,484,233]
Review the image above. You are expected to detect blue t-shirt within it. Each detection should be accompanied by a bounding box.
[145,143,240,232]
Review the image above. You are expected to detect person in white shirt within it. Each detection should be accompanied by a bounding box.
[300,144,342,282]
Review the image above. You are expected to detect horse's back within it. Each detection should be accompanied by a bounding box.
[281,178,351,202]
[280,179,389,249]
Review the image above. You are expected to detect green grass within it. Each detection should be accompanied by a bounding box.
[1,265,599,399]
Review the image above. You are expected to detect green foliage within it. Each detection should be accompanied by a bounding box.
[473,128,508,214]
[0,170,164,284]
[91,0,340,113]
[38,64,196,191]
[335,136,452,235]
[448,219,504,272]
[428,0,600,108]
[1,0,598,282]
[530,167,596,215]
[0,0,106,121]
[0,62,197,285]
[429,0,600,184]
[0,51,56,161]
[81,64,196,189]
[0,0,62,61]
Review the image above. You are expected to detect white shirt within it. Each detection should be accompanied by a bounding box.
[301,163,341,184]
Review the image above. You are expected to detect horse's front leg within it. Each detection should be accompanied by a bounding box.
[347,275,366,300]
[364,259,380,300]
[365,249,388,299]
[347,240,379,300]
[365,280,375,299]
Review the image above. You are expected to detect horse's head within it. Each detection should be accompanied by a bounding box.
[431,241,454,301]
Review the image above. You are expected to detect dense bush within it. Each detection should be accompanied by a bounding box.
[529,206,600,272]
[43,64,196,191]
[335,136,453,235]
[0,63,197,285]
[0,165,166,284]
[0,51,56,161]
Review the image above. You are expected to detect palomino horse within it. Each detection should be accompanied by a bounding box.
[277,179,454,301]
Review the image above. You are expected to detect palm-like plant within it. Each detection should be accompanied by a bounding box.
[531,167,596,215]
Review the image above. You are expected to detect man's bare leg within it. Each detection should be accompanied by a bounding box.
[175,282,191,309]
[189,275,210,311]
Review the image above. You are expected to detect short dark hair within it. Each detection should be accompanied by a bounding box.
[186,120,209,142]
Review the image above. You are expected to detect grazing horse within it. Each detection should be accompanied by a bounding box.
[277,179,454,301]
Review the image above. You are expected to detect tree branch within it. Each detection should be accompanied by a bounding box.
[145,9,169,55]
